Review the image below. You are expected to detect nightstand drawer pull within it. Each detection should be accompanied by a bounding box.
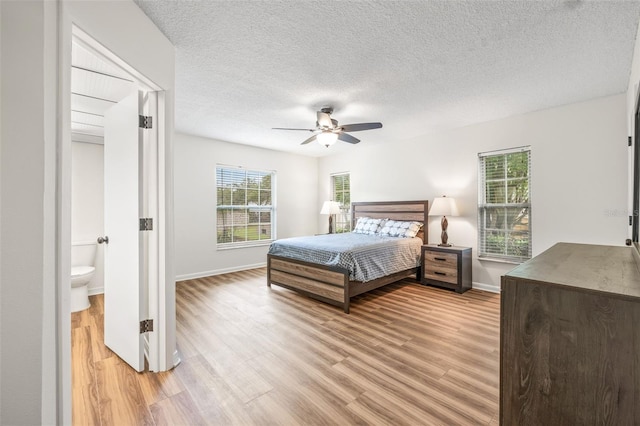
[434,271,446,276]
[434,257,447,261]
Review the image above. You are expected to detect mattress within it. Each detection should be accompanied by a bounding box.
[268,232,422,282]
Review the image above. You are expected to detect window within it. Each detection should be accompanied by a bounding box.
[478,147,531,262]
[216,165,275,247]
[331,173,351,233]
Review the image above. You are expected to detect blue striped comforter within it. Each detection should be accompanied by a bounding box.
[268,232,422,282]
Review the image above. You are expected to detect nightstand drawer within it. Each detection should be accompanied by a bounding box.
[424,266,458,285]
[424,251,458,268]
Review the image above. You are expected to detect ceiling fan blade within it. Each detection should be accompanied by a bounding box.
[317,111,333,128]
[301,134,318,145]
[340,122,383,132]
[338,132,360,144]
[272,127,315,132]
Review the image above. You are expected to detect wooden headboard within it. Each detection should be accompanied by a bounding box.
[351,200,429,243]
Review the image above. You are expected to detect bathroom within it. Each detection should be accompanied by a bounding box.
[70,133,104,311]
[70,37,137,312]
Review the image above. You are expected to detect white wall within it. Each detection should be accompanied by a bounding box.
[71,140,104,294]
[1,1,57,424]
[319,94,628,291]
[627,20,640,236]
[628,19,640,137]
[174,133,318,280]
[0,3,3,420]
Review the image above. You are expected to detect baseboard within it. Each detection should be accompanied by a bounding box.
[173,349,182,368]
[176,262,267,282]
[472,281,500,293]
[88,286,104,296]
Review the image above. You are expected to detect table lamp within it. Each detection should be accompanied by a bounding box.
[320,201,341,234]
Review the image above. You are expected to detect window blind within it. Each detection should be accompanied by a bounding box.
[478,147,531,262]
[216,165,275,247]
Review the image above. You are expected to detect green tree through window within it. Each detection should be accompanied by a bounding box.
[216,166,275,246]
[332,173,351,233]
[478,148,531,262]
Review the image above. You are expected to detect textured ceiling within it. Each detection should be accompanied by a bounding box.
[134,0,640,157]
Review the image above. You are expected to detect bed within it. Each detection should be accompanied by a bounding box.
[267,200,429,313]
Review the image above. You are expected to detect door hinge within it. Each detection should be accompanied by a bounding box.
[629,136,633,147]
[139,115,153,129]
[139,218,153,231]
[630,216,634,226]
[140,319,154,334]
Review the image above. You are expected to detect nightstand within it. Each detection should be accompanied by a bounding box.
[421,245,472,293]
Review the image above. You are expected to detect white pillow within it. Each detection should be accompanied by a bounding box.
[379,220,423,238]
[352,217,385,235]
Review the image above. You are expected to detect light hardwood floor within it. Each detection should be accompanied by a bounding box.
[72,268,500,425]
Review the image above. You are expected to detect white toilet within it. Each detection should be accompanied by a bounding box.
[71,241,97,313]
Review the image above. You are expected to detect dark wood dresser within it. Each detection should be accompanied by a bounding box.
[500,243,640,425]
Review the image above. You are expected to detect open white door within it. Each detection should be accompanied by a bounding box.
[103,90,145,372]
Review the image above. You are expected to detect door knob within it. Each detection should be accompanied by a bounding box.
[97,236,109,244]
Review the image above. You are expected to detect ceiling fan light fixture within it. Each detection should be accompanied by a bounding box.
[317,131,338,147]
[274,108,382,146]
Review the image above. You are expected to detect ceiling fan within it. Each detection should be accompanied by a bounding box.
[273,107,383,147]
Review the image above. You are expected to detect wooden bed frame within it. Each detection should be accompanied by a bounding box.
[267,200,429,313]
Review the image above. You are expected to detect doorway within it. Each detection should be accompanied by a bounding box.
[70,27,162,372]
[56,4,178,422]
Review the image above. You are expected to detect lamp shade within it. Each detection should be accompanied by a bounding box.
[320,201,341,215]
[429,196,459,217]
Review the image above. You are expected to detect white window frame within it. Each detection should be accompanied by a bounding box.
[478,146,532,263]
[331,172,351,233]
[216,165,276,249]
